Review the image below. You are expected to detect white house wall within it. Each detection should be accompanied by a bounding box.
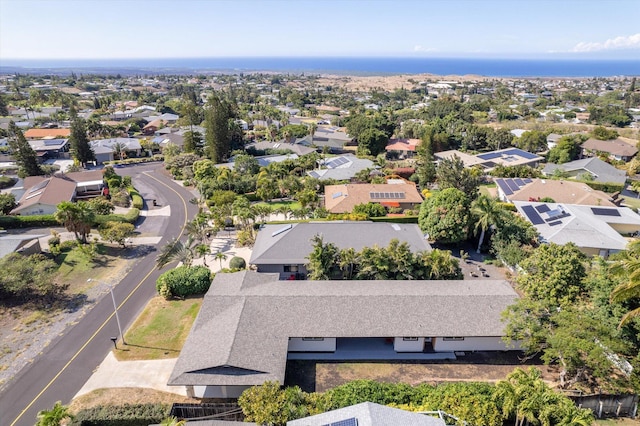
[288,337,336,352]
[193,385,250,399]
[16,203,57,216]
[433,336,519,352]
[393,337,425,352]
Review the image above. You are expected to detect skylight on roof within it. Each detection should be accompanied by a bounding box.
[271,224,293,237]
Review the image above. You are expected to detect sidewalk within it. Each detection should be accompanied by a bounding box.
[75,352,186,398]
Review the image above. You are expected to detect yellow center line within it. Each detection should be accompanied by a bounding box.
[10,169,191,426]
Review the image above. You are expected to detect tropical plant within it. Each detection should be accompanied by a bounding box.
[471,195,510,253]
[54,201,95,243]
[36,401,74,426]
[610,239,640,326]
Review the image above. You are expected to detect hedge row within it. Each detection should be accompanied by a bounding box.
[126,186,144,209]
[0,214,59,228]
[71,403,169,426]
[0,176,17,189]
[94,209,140,226]
[581,180,625,193]
[104,156,164,166]
[0,209,139,229]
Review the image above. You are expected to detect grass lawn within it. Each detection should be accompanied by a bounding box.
[55,244,130,293]
[114,296,202,361]
[479,183,497,198]
[255,200,302,211]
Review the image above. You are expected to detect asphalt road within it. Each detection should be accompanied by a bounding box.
[0,163,199,426]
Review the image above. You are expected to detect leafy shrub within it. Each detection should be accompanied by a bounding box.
[229,256,247,270]
[0,193,17,214]
[352,202,387,218]
[94,208,140,226]
[71,403,169,426]
[107,176,123,190]
[369,216,419,224]
[127,187,143,209]
[59,240,78,252]
[0,214,59,229]
[155,265,212,299]
[0,175,17,189]
[87,197,115,215]
[111,188,131,208]
[236,229,255,247]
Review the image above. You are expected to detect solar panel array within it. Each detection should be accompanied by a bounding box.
[521,205,545,225]
[477,148,540,161]
[591,207,621,217]
[28,179,50,194]
[326,157,349,169]
[43,139,64,146]
[535,204,551,213]
[322,418,358,426]
[496,178,533,196]
[370,192,406,199]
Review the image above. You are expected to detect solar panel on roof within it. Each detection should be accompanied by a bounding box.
[514,178,525,186]
[591,207,621,217]
[548,220,562,226]
[28,179,50,194]
[496,179,513,196]
[535,204,551,213]
[521,205,545,225]
[506,179,520,192]
[524,178,533,183]
[44,139,64,146]
[322,418,358,426]
[477,152,502,160]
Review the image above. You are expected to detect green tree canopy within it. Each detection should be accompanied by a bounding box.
[54,201,95,244]
[418,187,470,244]
[69,118,95,168]
[435,155,481,200]
[7,121,43,177]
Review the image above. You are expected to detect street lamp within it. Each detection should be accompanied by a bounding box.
[88,278,126,345]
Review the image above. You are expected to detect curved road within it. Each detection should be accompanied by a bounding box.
[0,163,199,426]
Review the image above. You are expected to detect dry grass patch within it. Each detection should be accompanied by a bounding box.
[69,387,198,414]
[114,296,202,361]
[315,362,556,392]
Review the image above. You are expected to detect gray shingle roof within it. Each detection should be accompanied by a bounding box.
[250,222,431,265]
[168,271,518,387]
[542,157,627,185]
[287,402,446,426]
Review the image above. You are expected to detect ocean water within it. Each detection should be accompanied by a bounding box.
[2,57,639,77]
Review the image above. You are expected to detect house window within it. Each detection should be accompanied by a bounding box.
[442,337,465,341]
[284,265,299,272]
[402,337,419,341]
[302,337,324,341]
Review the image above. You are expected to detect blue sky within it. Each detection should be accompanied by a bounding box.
[1,0,639,60]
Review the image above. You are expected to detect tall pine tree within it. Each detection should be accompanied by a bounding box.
[8,122,43,177]
[69,118,95,168]
[204,92,232,163]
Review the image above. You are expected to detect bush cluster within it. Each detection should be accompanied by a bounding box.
[71,403,169,426]
[156,265,212,299]
[0,214,59,229]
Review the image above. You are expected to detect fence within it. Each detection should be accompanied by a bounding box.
[568,393,638,418]
[169,402,244,422]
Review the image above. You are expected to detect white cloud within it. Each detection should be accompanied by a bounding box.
[572,33,640,52]
[413,45,438,53]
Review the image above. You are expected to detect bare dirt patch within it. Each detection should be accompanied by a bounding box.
[286,352,556,393]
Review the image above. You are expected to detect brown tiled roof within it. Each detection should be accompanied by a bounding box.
[24,128,71,139]
[582,138,638,157]
[64,169,104,183]
[12,175,76,213]
[385,138,420,152]
[325,182,423,213]
[509,179,616,206]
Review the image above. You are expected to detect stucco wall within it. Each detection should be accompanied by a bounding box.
[393,337,425,352]
[288,337,337,352]
[193,385,250,398]
[433,336,520,352]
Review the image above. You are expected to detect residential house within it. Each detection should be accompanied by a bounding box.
[324,180,423,213]
[514,201,640,257]
[245,140,317,157]
[89,138,142,164]
[250,221,431,278]
[0,232,45,259]
[495,178,617,206]
[24,128,71,139]
[142,119,165,135]
[385,138,420,159]
[287,402,446,426]
[168,271,520,398]
[307,154,376,181]
[546,133,562,150]
[10,170,106,215]
[581,138,638,162]
[435,148,543,171]
[27,138,69,162]
[542,157,627,186]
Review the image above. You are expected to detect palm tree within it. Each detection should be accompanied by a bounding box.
[339,248,358,279]
[156,236,197,269]
[54,201,95,244]
[214,251,227,269]
[610,239,640,326]
[471,195,510,253]
[36,401,74,426]
[160,417,186,426]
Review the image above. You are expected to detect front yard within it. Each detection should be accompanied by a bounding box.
[113,296,202,361]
